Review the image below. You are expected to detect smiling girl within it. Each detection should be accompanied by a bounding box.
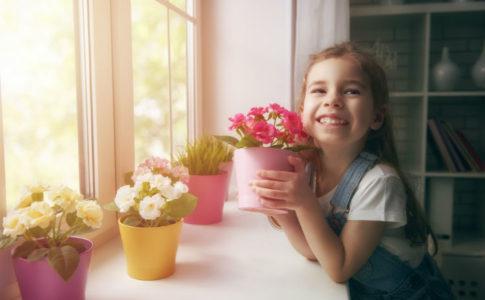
[251,42,454,299]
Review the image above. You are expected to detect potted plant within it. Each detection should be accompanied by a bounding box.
[104,157,197,280]
[218,103,309,214]
[177,135,233,225]
[0,184,103,300]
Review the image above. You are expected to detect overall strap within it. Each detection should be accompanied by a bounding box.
[330,152,378,211]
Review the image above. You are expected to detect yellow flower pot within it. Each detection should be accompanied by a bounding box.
[118,218,183,280]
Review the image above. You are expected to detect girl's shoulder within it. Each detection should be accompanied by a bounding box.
[362,163,401,183]
[356,163,405,198]
[363,163,399,178]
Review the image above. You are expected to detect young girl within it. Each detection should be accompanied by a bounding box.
[251,42,454,299]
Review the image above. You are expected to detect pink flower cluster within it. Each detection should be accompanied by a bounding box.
[133,156,189,184]
[228,103,307,149]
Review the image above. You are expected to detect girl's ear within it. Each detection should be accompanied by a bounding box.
[370,106,386,130]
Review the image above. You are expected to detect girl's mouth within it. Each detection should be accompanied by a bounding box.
[316,115,349,126]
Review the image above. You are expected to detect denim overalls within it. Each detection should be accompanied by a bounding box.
[322,152,454,299]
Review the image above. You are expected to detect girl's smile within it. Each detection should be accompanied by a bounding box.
[316,113,349,127]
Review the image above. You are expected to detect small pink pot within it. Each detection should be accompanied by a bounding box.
[12,236,93,300]
[219,161,233,201]
[184,171,230,224]
[234,147,296,214]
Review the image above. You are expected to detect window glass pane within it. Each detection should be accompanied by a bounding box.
[169,0,187,14]
[132,0,171,163]
[0,0,79,210]
[169,11,188,156]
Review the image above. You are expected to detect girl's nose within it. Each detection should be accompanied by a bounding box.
[323,92,343,108]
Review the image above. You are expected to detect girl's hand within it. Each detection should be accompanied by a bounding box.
[251,156,318,211]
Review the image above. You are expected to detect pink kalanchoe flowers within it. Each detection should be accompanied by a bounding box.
[227,103,308,150]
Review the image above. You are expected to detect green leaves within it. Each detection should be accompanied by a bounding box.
[27,248,50,261]
[164,193,198,219]
[47,245,80,281]
[216,133,262,148]
[103,201,119,212]
[28,226,49,238]
[70,223,94,235]
[0,233,17,249]
[214,135,239,146]
[285,144,318,153]
[13,241,37,258]
[63,239,86,254]
[124,171,134,186]
[121,215,142,227]
[235,135,261,148]
[66,212,78,226]
[10,238,85,281]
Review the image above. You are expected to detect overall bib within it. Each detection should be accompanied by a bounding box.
[324,152,454,299]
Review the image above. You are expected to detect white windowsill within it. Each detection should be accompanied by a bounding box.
[86,200,349,300]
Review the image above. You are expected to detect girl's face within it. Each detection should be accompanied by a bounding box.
[301,57,383,151]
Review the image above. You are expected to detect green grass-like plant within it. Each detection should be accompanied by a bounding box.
[177,135,234,175]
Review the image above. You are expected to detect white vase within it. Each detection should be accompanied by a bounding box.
[471,40,485,89]
[432,47,460,91]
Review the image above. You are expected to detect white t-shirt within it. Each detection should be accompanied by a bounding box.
[318,163,426,268]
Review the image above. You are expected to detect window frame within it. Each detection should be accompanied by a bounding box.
[0,82,5,221]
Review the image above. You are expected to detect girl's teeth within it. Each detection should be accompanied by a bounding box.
[319,117,346,125]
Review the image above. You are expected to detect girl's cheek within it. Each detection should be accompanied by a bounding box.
[302,116,310,129]
[300,113,311,129]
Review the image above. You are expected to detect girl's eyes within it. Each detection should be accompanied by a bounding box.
[310,88,326,94]
[309,88,361,95]
[344,89,361,95]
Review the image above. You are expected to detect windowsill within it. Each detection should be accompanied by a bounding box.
[86,200,349,299]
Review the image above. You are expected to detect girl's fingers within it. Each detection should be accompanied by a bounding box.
[260,198,288,209]
[251,179,285,190]
[257,169,296,181]
[287,155,306,174]
[251,186,287,200]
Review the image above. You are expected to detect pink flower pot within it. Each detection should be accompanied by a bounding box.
[234,147,296,214]
[184,171,230,224]
[219,161,233,201]
[12,236,93,300]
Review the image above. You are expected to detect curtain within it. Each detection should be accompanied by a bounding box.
[293,0,350,107]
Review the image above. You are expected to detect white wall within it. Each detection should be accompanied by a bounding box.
[201,0,294,135]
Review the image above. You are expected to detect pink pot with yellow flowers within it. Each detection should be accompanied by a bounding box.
[0,185,103,300]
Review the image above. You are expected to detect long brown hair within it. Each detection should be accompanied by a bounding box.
[297,42,437,254]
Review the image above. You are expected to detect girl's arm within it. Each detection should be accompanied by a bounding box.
[269,212,317,260]
[294,202,386,282]
[253,156,386,283]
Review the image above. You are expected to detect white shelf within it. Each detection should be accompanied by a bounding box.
[351,2,485,17]
[428,91,485,97]
[390,91,424,98]
[441,237,485,257]
[425,172,485,179]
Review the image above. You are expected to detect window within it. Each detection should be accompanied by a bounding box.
[0,0,200,232]
[0,0,80,211]
[131,0,198,163]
